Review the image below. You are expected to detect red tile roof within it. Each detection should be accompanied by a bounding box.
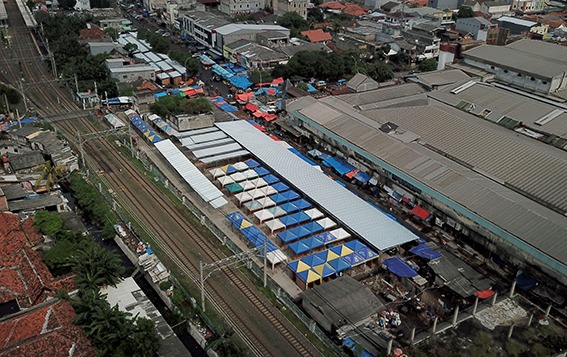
[0,212,75,308]
[319,1,346,9]
[79,27,106,40]
[301,29,333,43]
[0,299,97,357]
[343,4,367,17]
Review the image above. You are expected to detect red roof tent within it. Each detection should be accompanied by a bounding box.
[410,205,430,220]
[345,169,359,179]
[246,103,259,112]
[252,124,266,132]
[300,29,333,43]
[237,92,255,102]
[256,82,272,87]
[264,113,278,122]
[271,77,284,86]
[474,289,495,299]
[253,111,265,118]
[269,134,281,141]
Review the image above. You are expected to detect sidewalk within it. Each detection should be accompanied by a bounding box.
[137,141,303,299]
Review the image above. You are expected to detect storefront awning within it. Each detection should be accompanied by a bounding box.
[411,205,430,220]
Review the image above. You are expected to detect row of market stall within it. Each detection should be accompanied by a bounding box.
[287,239,379,289]
[125,110,163,144]
[308,149,374,185]
[213,157,382,289]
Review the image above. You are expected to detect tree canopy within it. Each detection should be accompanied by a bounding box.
[278,11,310,37]
[419,58,438,72]
[0,83,21,105]
[150,96,212,117]
[137,28,170,54]
[457,6,474,18]
[169,50,200,76]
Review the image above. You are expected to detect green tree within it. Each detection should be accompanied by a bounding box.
[0,84,21,105]
[208,326,241,356]
[307,8,324,23]
[137,28,170,54]
[150,96,212,117]
[457,6,474,18]
[249,70,272,84]
[297,82,309,91]
[104,27,118,40]
[34,210,65,236]
[419,58,438,72]
[278,11,310,37]
[169,50,200,76]
[505,339,526,357]
[34,160,67,191]
[70,244,125,289]
[124,43,138,53]
[58,0,77,8]
[366,61,394,82]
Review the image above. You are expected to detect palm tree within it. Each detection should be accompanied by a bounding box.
[71,244,125,288]
[34,160,67,192]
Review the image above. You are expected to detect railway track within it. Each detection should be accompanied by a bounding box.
[0,2,323,355]
[55,115,319,357]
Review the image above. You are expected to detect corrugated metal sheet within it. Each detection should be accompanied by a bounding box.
[292,98,567,266]
[193,143,242,159]
[174,127,219,139]
[154,140,227,208]
[216,121,419,251]
[364,104,567,212]
[199,150,249,164]
[187,131,227,144]
[184,138,234,151]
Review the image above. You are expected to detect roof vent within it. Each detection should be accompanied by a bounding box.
[451,80,476,94]
[380,122,398,133]
[535,109,564,126]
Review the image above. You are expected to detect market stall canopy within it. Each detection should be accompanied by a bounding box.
[297,269,321,283]
[312,263,336,279]
[329,244,353,257]
[225,182,243,193]
[232,161,249,171]
[254,166,270,177]
[383,257,418,278]
[209,167,226,178]
[409,243,442,260]
[304,208,324,220]
[244,158,260,168]
[265,218,285,232]
[218,175,235,187]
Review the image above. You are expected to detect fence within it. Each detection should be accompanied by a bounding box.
[85,140,343,356]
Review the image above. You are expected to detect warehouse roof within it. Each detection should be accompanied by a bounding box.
[430,80,567,140]
[364,103,567,213]
[289,95,567,271]
[335,83,427,108]
[215,24,289,36]
[463,40,567,79]
[216,120,419,251]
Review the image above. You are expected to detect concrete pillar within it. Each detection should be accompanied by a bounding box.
[112,200,116,211]
[544,304,552,319]
[507,324,515,340]
[472,296,479,316]
[509,280,517,298]
[491,292,498,306]
[452,305,460,326]
[165,179,169,188]
[386,339,393,355]
[98,182,102,192]
[527,313,533,327]
[410,327,416,345]
[309,320,316,333]
[182,196,186,205]
[431,317,438,335]
[127,221,131,230]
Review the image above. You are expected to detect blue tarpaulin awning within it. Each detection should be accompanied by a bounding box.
[409,243,442,260]
[383,257,418,278]
[289,148,318,167]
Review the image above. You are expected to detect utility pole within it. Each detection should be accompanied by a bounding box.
[200,260,205,312]
[78,130,85,167]
[4,94,9,116]
[74,74,79,94]
[19,81,28,113]
[263,233,267,288]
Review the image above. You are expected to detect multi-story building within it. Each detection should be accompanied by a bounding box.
[219,0,262,15]
[455,16,498,41]
[271,0,309,20]
[510,0,546,13]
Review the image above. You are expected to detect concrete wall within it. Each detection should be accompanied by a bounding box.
[219,0,261,15]
[463,57,553,94]
[173,113,214,131]
[110,68,156,83]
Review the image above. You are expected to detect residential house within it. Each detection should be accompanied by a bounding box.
[272,0,309,19]
[343,3,368,17]
[99,18,132,32]
[0,213,75,310]
[427,0,460,10]
[364,0,391,9]
[496,16,538,34]
[88,42,125,56]
[74,0,90,10]
[380,1,402,13]
[402,22,443,60]
[214,24,290,54]
[110,64,157,83]
[509,0,545,13]
[480,1,511,18]
[406,7,453,26]
[347,73,379,92]
[225,41,288,69]
[319,1,346,13]
[456,16,498,40]
[79,25,106,41]
[301,29,333,43]
[256,31,290,48]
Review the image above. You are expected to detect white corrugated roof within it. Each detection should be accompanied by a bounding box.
[154,140,227,208]
[216,120,418,251]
